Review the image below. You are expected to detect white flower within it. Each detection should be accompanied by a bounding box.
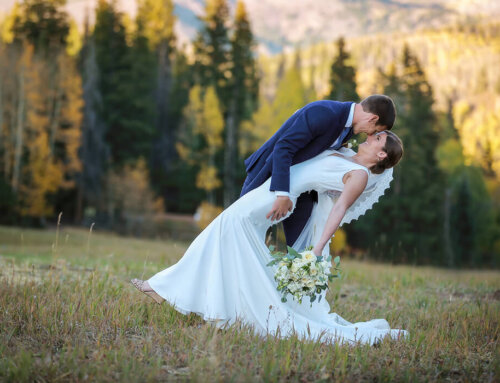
[310,263,318,276]
[301,251,317,264]
[288,282,300,293]
[307,280,316,290]
[320,260,330,270]
[347,143,352,149]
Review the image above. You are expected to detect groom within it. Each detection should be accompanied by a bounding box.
[240,95,396,247]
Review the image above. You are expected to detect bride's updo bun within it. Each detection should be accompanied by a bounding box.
[370,131,404,174]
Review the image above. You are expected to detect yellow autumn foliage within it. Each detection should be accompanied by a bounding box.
[1,39,83,218]
[136,0,175,50]
[454,99,500,177]
[329,228,347,253]
[65,20,81,57]
[196,165,222,191]
[0,2,20,44]
[19,131,63,217]
[108,157,164,217]
[195,201,223,230]
[179,85,224,200]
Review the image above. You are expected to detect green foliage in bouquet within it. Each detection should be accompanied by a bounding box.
[267,245,341,306]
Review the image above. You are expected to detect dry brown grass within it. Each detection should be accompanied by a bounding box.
[0,225,499,382]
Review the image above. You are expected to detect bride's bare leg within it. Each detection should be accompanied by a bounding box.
[130,278,165,304]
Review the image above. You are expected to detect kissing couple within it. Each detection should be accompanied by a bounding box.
[132,95,407,345]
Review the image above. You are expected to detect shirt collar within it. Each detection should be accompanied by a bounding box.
[345,103,355,128]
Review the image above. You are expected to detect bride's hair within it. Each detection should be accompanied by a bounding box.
[370,131,404,174]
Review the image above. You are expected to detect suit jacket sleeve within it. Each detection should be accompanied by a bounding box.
[270,105,336,193]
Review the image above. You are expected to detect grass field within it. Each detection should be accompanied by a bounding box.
[0,225,499,382]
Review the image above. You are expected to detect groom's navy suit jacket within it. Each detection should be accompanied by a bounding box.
[240,100,354,246]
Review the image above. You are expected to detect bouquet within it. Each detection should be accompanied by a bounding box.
[266,245,341,306]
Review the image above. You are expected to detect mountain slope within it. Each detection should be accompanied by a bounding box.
[1,0,499,53]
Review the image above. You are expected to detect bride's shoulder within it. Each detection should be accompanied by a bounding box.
[335,147,357,156]
[327,151,370,175]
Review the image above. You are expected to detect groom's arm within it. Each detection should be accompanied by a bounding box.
[266,105,336,221]
[270,104,335,193]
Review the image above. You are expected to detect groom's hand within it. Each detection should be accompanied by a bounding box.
[266,196,293,221]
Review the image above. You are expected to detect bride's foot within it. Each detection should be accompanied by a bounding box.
[130,278,165,304]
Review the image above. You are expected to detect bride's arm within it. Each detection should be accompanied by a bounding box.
[312,170,368,256]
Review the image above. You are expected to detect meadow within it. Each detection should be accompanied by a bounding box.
[0,225,498,382]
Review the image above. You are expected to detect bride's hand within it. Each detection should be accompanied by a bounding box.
[312,245,322,257]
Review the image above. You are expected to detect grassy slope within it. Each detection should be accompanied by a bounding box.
[0,225,499,382]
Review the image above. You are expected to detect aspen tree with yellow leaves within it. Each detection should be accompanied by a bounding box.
[177,85,224,205]
[0,0,82,222]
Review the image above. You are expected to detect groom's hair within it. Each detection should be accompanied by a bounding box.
[360,95,396,130]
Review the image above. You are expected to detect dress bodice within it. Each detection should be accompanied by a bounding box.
[288,149,371,199]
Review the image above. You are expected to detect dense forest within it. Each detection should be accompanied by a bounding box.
[0,0,498,267]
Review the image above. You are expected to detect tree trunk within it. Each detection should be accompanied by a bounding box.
[0,72,4,156]
[224,97,237,207]
[48,59,63,154]
[444,187,454,267]
[155,40,173,173]
[208,150,216,205]
[12,65,25,192]
[80,34,109,214]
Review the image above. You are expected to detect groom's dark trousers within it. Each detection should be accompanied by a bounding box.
[240,100,354,247]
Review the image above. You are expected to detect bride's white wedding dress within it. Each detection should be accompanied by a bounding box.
[147,148,408,345]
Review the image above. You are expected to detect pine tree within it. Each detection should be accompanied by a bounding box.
[153,48,195,212]
[437,137,496,266]
[136,0,177,178]
[77,17,109,221]
[92,0,156,168]
[327,37,359,102]
[224,0,258,206]
[348,46,444,264]
[11,0,70,55]
[193,0,231,106]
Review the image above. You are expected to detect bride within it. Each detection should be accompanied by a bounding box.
[131,130,407,345]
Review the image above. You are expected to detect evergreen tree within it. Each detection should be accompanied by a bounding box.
[224,0,258,206]
[11,0,70,54]
[437,138,497,266]
[327,37,359,102]
[93,0,154,167]
[172,0,231,208]
[348,45,444,264]
[136,0,177,179]
[154,48,195,212]
[193,0,231,106]
[77,16,110,221]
